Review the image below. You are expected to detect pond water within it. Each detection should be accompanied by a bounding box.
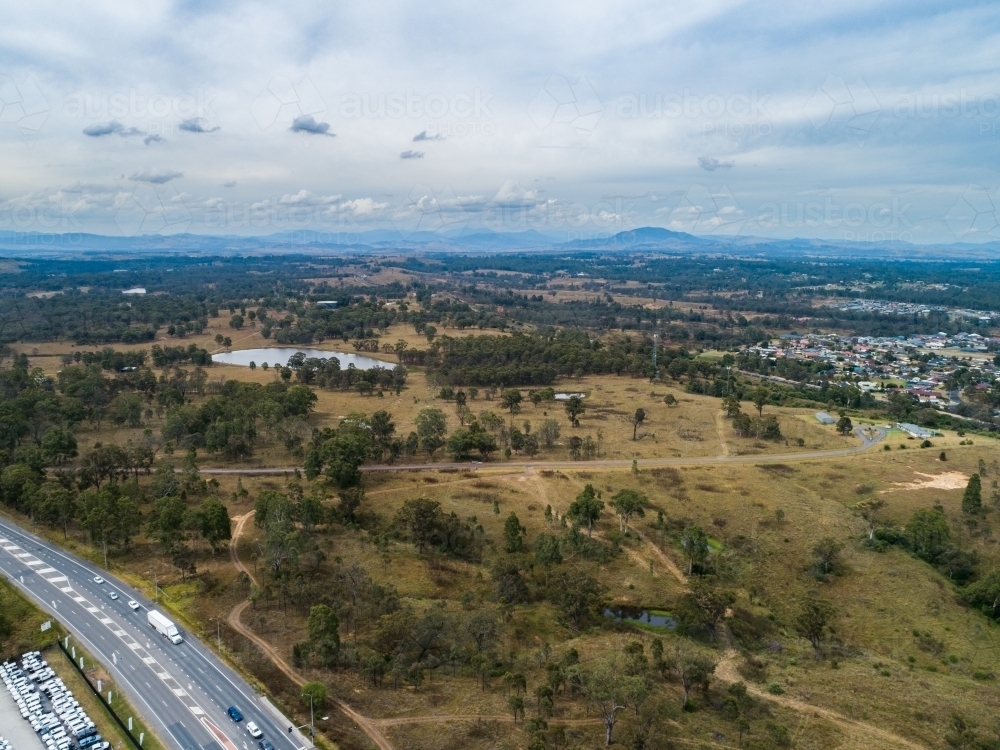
[211,347,390,370]
[603,607,677,630]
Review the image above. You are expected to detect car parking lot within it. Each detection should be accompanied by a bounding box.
[1,652,109,750]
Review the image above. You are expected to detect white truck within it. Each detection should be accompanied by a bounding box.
[148,610,183,644]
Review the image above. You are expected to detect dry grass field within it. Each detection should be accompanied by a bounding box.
[13,320,862,468]
[13,319,1000,749]
[10,423,1000,749]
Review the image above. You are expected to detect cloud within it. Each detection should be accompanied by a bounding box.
[143,134,164,145]
[276,190,388,217]
[279,190,342,206]
[289,115,334,136]
[178,117,220,134]
[222,181,236,188]
[129,168,183,184]
[82,120,143,138]
[491,180,542,207]
[698,157,735,171]
[400,150,424,159]
[412,131,442,142]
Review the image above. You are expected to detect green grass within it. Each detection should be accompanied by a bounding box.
[54,638,167,750]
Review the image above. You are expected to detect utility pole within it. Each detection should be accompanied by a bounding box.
[209,618,221,651]
[652,333,659,380]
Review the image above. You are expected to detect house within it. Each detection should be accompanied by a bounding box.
[895,422,935,439]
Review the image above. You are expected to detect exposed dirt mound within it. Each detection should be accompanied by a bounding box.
[885,471,969,492]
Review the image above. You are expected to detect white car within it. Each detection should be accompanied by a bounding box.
[246,722,262,739]
[109,592,119,600]
[127,600,140,611]
[93,576,104,584]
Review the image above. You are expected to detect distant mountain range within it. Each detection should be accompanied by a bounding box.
[2,226,1000,261]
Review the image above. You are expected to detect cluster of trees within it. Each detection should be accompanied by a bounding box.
[163,379,317,460]
[860,475,1000,624]
[723,390,782,441]
[286,353,408,396]
[150,344,212,367]
[417,331,704,386]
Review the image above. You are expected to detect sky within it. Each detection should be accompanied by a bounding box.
[2,0,1000,244]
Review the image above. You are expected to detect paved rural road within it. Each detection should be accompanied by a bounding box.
[198,425,887,475]
[0,518,311,750]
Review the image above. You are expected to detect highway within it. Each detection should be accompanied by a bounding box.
[0,518,310,750]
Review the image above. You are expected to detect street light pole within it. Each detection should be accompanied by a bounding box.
[300,693,315,744]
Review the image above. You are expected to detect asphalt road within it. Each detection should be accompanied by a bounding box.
[198,425,887,475]
[0,519,310,750]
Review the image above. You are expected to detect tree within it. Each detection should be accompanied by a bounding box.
[301,681,327,711]
[680,525,709,575]
[962,568,1000,620]
[565,395,586,427]
[394,498,443,554]
[369,409,396,459]
[551,569,603,630]
[198,496,232,554]
[752,386,768,417]
[35,482,77,538]
[307,604,341,667]
[567,484,603,537]
[907,507,950,563]
[609,489,648,532]
[539,419,560,448]
[500,389,523,416]
[533,533,562,584]
[582,651,647,746]
[148,495,187,553]
[339,486,363,522]
[723,395,741,418]
[110,393,144,428]
[629,408,646,440]
[415,408,447,458]
[507,694,525,724]
[963,473,983,514]
[811,537,843,577]
[41,426,77,465]
[853,498,886,546]
[671,645,716,710]
[836,415,853,435]
[679,580,735,643]
[503,512,526,553]
[795,597,834,658]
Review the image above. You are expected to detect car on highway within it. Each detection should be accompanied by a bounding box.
[127,600,140,611]
[93,576,104,584]
[246,721,262,739]
[259,741,274,750]
[227,706,243,722]
[109,592,118,600]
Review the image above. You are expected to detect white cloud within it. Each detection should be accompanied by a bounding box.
[129,168,183,184]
